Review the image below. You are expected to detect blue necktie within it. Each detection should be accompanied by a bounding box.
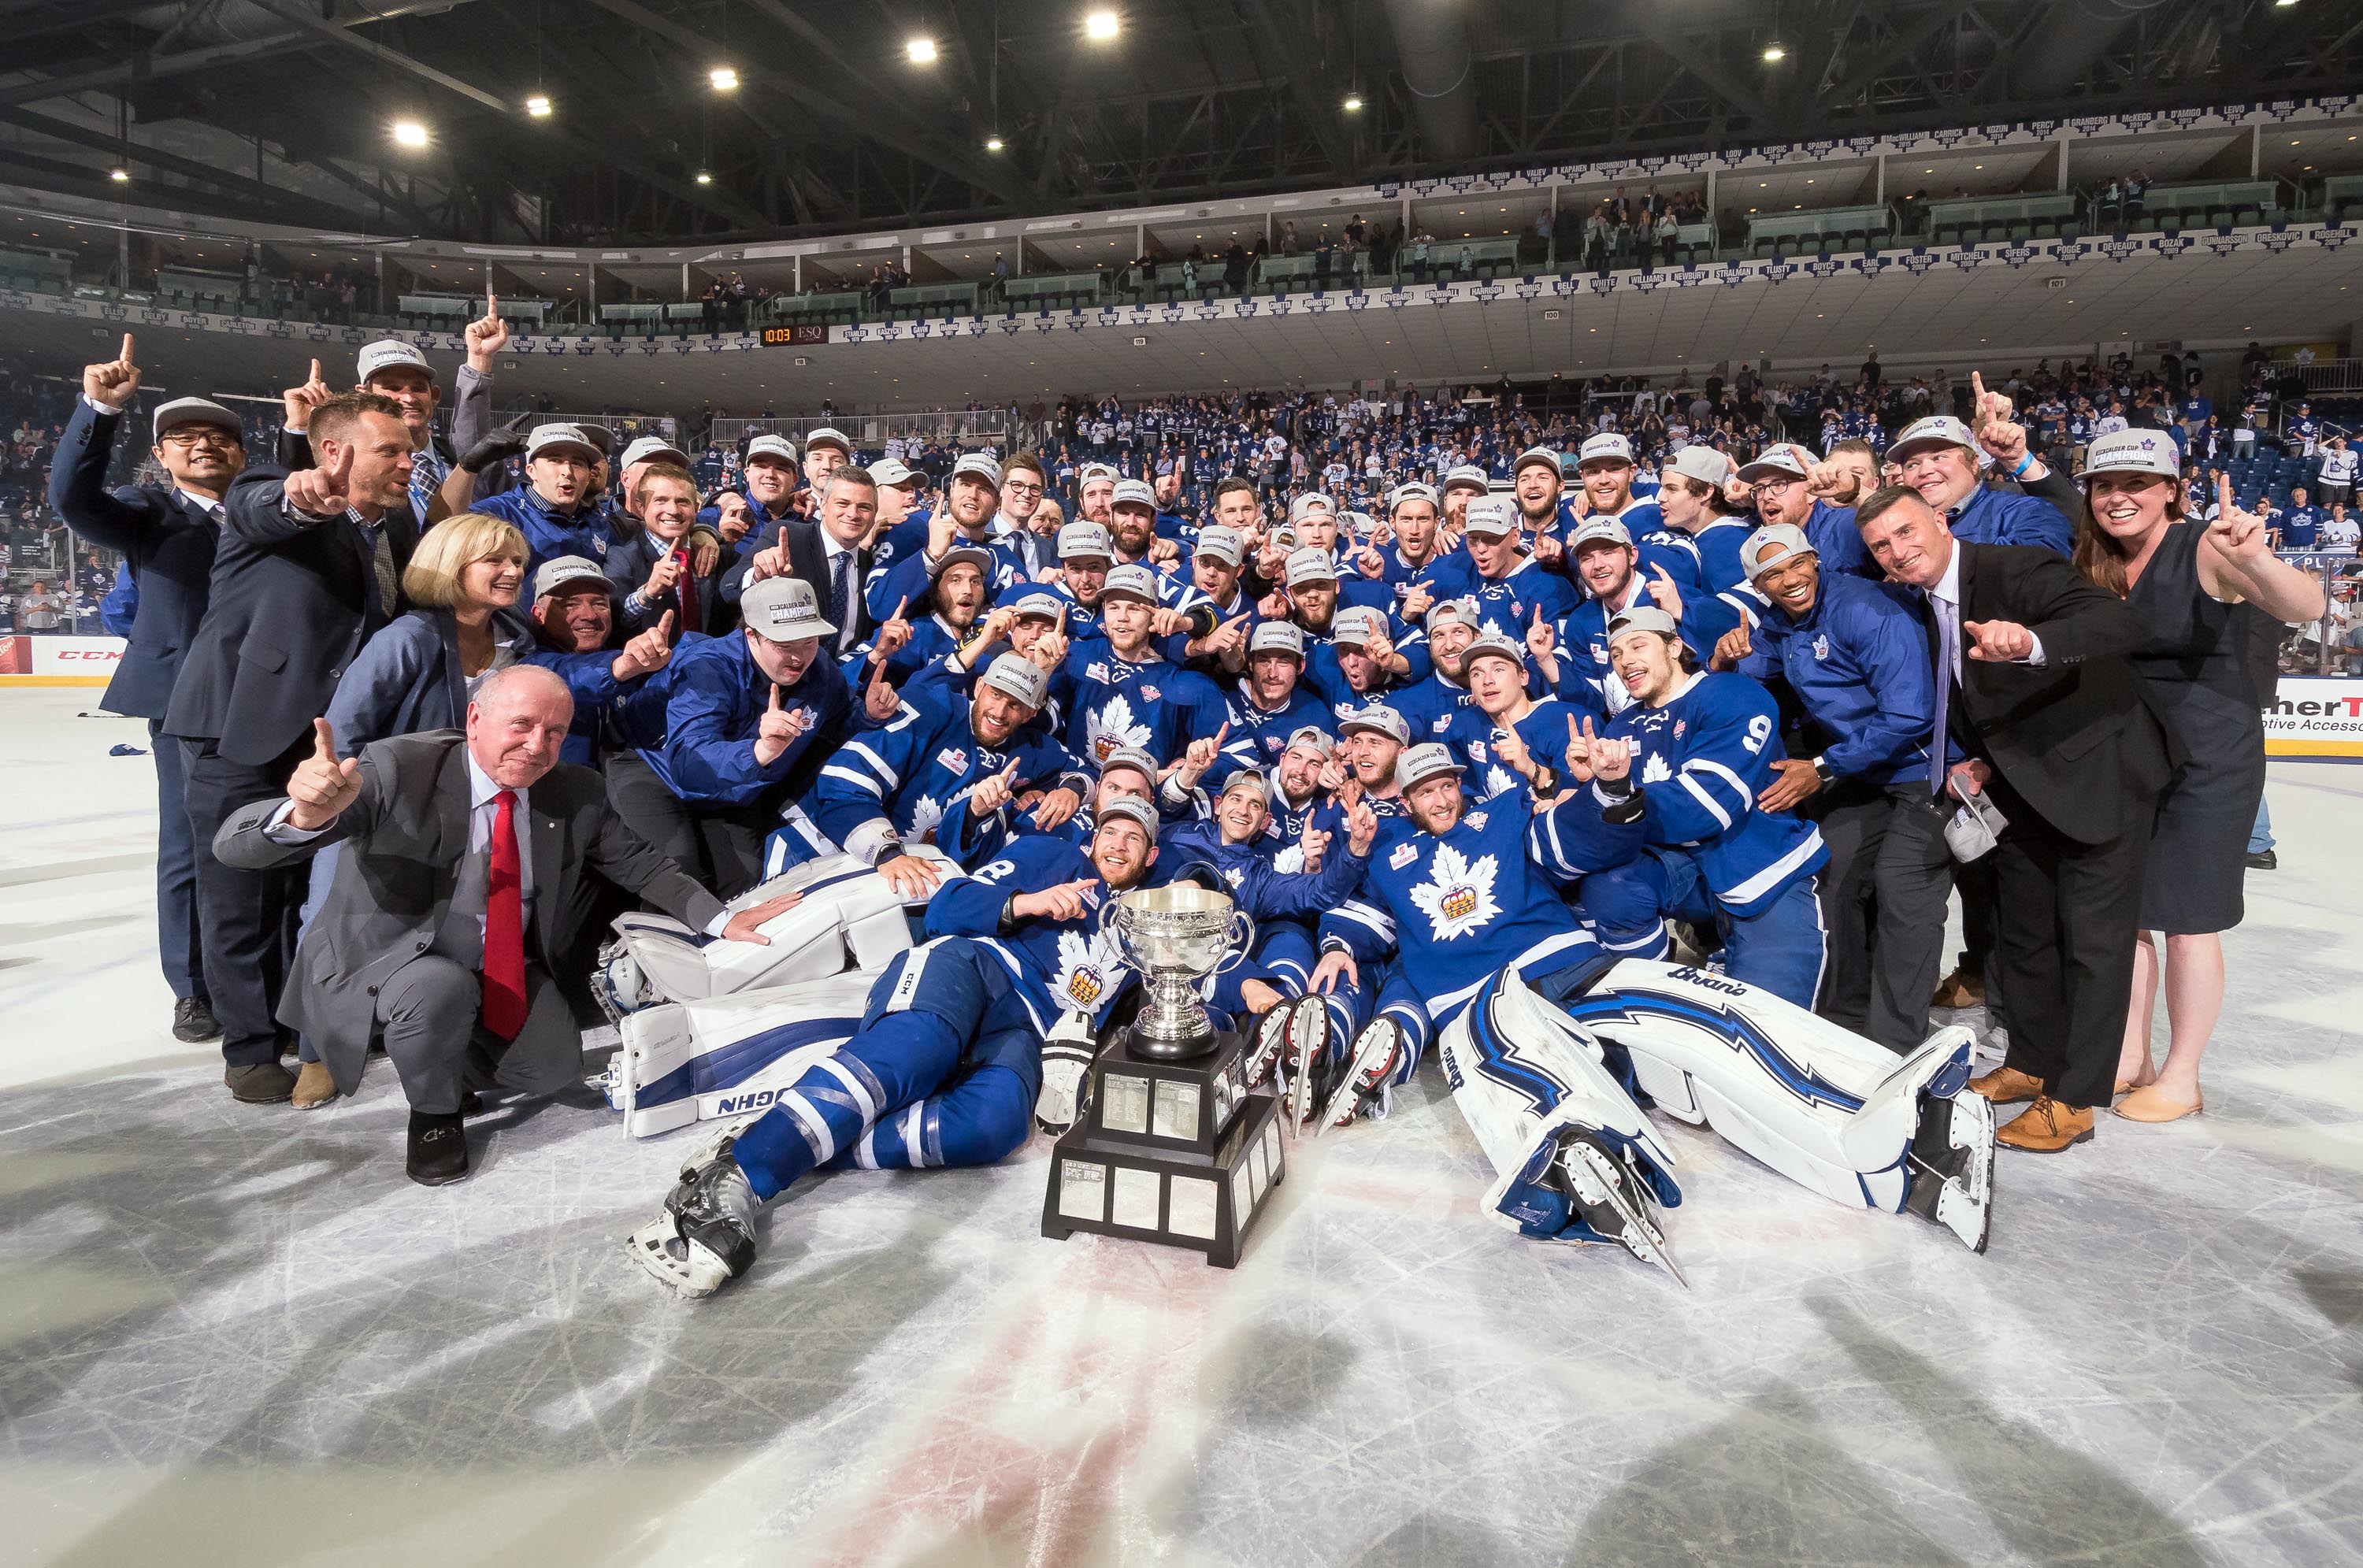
[829,549,854,651]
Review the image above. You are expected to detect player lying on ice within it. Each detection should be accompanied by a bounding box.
[1250,724,1994,1286]
[625,792,1385,1299]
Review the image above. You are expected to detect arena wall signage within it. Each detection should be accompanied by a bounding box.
[0,635,124,686]
[2266,677,2363,760]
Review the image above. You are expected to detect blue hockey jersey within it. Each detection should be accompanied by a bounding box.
[807,690,1092,866]
[1051,638,1231,769]
[469,487,614,577]
[925,840,1142,1034]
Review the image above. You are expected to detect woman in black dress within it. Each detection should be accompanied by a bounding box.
[2072,434,2324,1122]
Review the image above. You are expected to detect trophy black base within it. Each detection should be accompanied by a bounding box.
[1040,1027,1285,1269]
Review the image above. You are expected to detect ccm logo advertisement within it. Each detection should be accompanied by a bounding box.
[2265,677,2363,759]
[0,635,125,682]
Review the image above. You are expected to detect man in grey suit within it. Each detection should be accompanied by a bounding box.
[213,665,798,1184]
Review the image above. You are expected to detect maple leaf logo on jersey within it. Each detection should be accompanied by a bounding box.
[1052,927,1130,1012]
[907,794,944,843]
[1084,694,1152,764]
[1640,751,1674,785]
[1480,765,1519,800]
[1271,842,1306,873]
[1408,843,1501,942]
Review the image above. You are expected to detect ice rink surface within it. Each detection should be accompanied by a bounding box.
[1,688,2358,1568]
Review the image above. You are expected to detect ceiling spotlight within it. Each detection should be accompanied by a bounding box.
[1342,93,1363,112]
[1762,44,1786,62]
[525,95,552,117]
[985,135,1005,151]
[907,36,937,63]
[695,171,714,185]
[1085,9,1119,42]
[710,66,740,91]
[391,119,429,147]
[108,167,129,183]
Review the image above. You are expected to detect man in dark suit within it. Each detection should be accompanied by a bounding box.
[48,334,239,1044]
[608,460,728,636]
[727,465,882,659]
[1855,484,2178,1153]
[163,391,421,1104]
[213,665,798,1184]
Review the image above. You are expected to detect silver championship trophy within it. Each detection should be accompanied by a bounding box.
[1041,884,1286,1267]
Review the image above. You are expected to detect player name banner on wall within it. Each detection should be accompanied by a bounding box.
[0,634,124,684]
[2266,677,2363,759]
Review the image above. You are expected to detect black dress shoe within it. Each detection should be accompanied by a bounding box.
[172,997,222,1043]
[406,1112,470,1186]
[2245,848,2278,870]
[224,1062,296,1103]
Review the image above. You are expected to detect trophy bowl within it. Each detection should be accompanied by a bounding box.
[1108,883,1252,1059]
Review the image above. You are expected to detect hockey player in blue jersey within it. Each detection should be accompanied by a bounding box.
[1586,606,1830,1007]
[1051,563,1231,770]
[1440,633,1590,803]
[1415,495,1580,643]
[1042,521,1115,643]
[1224,621,1337,770]
[1389,598,1482,743]
[864,454,1026,622]
[1343,482,1453,621]
[467,423,617,576]
[790,654,1092,884]
[1540,517,1740,717]
[625,799,1174,1299]
[1313,604,1429,720]
[1652,447,1758,593]
[1560,432,1706,591]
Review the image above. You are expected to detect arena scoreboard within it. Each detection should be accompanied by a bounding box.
[761,324,826,347]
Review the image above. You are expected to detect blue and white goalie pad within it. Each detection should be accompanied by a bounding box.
[604,979,877,1139]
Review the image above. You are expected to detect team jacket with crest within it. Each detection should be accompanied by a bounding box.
[925,840,1141,1035]
[1601,669,1828,917]
[468,487,614,579]
[1265,791,1351,873]
[1319,778,1643,1027]
[1551,578,1743,718]
[807,690,1092,866]
[640,632,848,806]
[1731,571,1937,787]
[1389,667,1477,745]
[1048,637,1231,772]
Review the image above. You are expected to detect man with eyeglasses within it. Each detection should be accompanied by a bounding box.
[51,335,240,1046]
[1738,443,1880,580]
[994,453,1055,580]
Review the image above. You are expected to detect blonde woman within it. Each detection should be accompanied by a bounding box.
[2072,433,2324,1122]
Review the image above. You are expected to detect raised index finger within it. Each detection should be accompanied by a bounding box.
[768,681,782,711]
[118,333,135,365]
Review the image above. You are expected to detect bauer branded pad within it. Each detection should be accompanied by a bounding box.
[592,847,949,1018]
[1567,960,1981,1215]
[1433,968,1682,1243]
[602,974,878,1138]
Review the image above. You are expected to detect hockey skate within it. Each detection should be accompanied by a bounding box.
[1316,1017,1405,1132]
[1551,1127,1688,1288]
[1266,995,1337,1132]
[624,1134,760,1300]
[1243,992,1318,1091]
[1901,1060,1997,1254]
[1035,1010,1100,1136]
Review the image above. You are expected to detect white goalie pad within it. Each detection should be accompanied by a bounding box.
[1434,969,1682,1241]
[1567,960,1979,1214]
[592,846,953,1019]
[595,974,878,1138]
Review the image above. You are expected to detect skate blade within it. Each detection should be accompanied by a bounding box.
[1567,1143,1688,1290]
[1314,1024,1391,1136]
[1282,1001,1322,1136]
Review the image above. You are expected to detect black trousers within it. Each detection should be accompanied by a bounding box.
[1986,776,2151,1110]
[1812,782,1955,1051]
[150,717,205,1003]
[180,734,309,1066]
[605,751,788,901]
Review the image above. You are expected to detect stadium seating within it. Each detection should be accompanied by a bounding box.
[1001,272,1105,310]
[2131,180,2286,232]
[1921,192,2079,246]
[1745,204,1894,260]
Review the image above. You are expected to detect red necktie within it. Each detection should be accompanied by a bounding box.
[480,788,528,1040]
[671,548,700,633]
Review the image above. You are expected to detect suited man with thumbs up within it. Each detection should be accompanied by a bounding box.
[212,668,800,1184]
[164,390,421,1103]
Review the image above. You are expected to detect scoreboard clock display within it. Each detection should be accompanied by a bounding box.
[761,324,827,347]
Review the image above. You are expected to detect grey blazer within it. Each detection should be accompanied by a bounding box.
[213,729,722,1092]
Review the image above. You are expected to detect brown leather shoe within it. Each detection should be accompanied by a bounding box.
[1968,1066,2045,1105]
[291,1060,338,1110]
[1996,1096,2095,1153]
[1931,967,1986,1009]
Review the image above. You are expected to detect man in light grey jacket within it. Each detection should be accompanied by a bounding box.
[213,665,797,1184]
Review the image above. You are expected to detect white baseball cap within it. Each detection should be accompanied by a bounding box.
[980,653,1049,710]
[1666,447,1733,487]
[2079,428,2183,483]
[1011,591,1067,620]
[1514,446,1564,478]
[1220,769,1273,803]
[526,423,603,462]
[1284,547,1339,588]
[1289,491,1335,521]
[1607,604,1680,640]
[1889,416,1979,461]
[1100,745,1161,784]
[745,434,799,465]
[1569,517,1634,550]
[1096,797,1162,834]
[357,339,436,386]
[1331,606,1384,647]
[952,452,1003,487]
[803,425,851,455]
[1057,522,1114,561]
[1078,462,1121,486]
[620,434,690,469]
[1394,742,1465,792]
[1251,620,1307,659]
[1736,443,1812,483]
[1100,563,1163,602]
[1461,632,1527,672]
[532,554,610,600]
[1426,596,1482,632]
[1111,478,1157,510]
[870,457,921,487]
[1388,481,1440,512]
[1739,523,1816,580]
[1577,432,1634,468]
[742,575,836,641]
[1341,704,1410,743]
[1283,725,1336,758]
[1462,495,1519,537]
[1441,465,1492,495]
[1193,525,1245,565]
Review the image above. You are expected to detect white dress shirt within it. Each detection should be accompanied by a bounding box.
[1927,543,2043,683]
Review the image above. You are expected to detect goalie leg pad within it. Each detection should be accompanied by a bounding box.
[624,1133,761,1300]
[1034,1013,1101,1136]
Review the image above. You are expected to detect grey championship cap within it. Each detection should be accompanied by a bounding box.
[151,397,241,442]
[741,574,837,641]
[1096,796,1162,834]
[1441,465,1492,494]
[532,554,610,600]
[2079,428,2183,483]
[1193,525,1245,566]
[1220,769,1273,802]
[1666,447,1733,487]
[1011,591,1067,621]
[745,433,798,465]
[1331,606,1384,647]
[1735,443,1812,483]
[526,423,603,462]
[870,457,920,487]
[931,544,996,580]
[1283,725,1336,758]
[1607,604,1681,640]
[1394,742,1466,793]
[1389,480,1441,511]
[1058,522,1115,561]
[1100,744,1161,784]
[952,452,1004,487]
[1112,478,1157,510]
[1514,446,1564,478]
[1341,704,1411,743]
[357,339,436,386]
[1462,495,1519,537]
[1100,563,1163,602]
[1461,632,1528,672]
[1569,516,1634,550]
[621,434,691,469]
[1888,415,1979,461]
[1577,432,1634,467]
[1739,523,1816,580]
[1284,546,1339,588]
[980,653,1050,710]
[1427,596,1482,633]
[803,425,851,455]
[1250,621,1307,658]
